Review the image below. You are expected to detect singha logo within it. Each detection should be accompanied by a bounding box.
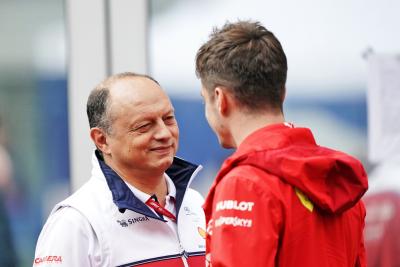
[116,216,150,227]
[117,220,128,227]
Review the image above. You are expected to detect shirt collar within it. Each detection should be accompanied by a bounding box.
[123,174,177,203]
[165,174,176,199]
[94,150,198,220]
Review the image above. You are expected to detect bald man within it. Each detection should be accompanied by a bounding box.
[33,73,206,267]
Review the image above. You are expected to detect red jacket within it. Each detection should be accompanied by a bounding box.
[203,123,368,267]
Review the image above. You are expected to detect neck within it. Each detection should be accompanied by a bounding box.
[230,111,285,147]
[127,173,168,206]
[104,159,168,206]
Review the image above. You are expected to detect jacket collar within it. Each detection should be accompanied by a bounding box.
[203,123,367,217]
[95,151,202,221]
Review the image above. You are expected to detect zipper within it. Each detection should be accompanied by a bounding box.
[178,237,189,266]
[161,214,188,266]
[173,164,204,267]
[181,250,189,267]
[177,165,203,267]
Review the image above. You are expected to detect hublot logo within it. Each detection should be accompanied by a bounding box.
[117,216,150,227]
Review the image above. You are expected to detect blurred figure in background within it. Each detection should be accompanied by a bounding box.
[196,20,368,267]
[363,53,400,267]
[0,116,18,267]
[363,157,400,267]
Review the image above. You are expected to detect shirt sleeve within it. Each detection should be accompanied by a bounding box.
[33,207,99,267]
[209,172,283,267]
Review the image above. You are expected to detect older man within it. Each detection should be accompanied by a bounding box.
[34,73,206,266]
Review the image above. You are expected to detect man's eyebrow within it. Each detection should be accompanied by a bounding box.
[128,108,175,126]
[127,115,151,128]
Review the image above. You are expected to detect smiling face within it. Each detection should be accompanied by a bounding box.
[102,77,179,177]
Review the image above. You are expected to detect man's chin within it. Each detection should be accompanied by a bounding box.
[155,156,174,171]
[220,139,235,149]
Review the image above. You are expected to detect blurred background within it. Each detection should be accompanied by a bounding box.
[0,0,399,266]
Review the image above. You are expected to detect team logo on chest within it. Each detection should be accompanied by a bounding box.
[116,216,150,227]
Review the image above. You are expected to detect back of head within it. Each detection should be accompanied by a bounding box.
[196,20,287,112]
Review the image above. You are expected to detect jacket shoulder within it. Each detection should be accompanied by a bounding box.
[186,188,204,203]
[53,178,107,212]
[222,165,287,190]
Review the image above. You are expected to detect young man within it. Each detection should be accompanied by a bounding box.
[33,73,206,266]
[196,21,368,267]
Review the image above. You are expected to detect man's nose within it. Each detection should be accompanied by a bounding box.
[154,120,172,140]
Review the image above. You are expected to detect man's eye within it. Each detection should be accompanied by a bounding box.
[135,123,151,132]
[164,116,176,124]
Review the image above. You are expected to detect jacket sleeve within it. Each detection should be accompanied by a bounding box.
[33,207,98,267]
[209,171,283,267]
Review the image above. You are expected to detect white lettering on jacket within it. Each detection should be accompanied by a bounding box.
[215,216,253,228]
[215,200,255,212]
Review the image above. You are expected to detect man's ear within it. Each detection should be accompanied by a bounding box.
[90,127,111,155]
[214,86,231,116]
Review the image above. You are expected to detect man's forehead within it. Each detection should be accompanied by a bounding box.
[110,76,155,92]
[109,77,166,101]
[107,78,172,115]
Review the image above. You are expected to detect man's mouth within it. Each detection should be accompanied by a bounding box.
[150,145,173,153]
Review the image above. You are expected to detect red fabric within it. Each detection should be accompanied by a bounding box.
[131,257,186,266]
[203,123,368,267]
[187,255,207,266]
[145,198,177,221]
[364,191,400,267]
[129,255,205,266]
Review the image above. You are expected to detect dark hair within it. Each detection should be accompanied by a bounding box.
[86,72,159,133]
[195,20,287,112]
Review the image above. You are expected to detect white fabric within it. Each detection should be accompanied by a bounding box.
[33,154,205,267]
